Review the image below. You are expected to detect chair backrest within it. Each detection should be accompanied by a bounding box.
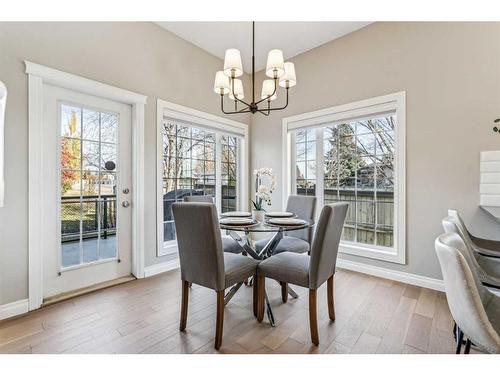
[308,203,348,289]
[448,209,475,247]
[442,218,487,279]
[286,195,317,243]
[184,195,214,203]
[172,202,225,291]
[435,233,500,353]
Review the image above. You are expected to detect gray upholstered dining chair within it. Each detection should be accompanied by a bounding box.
[448,209,500,258]
[184,195,242,254]
[255,202,348,345]
[435,232,500,354]
[255,195,317,302]
[172,202,259,350]
[255,195,317,255]
[442,217,500,289]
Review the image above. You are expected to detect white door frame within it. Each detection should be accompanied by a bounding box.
[26,61,147,310]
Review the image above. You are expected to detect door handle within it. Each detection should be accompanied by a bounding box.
[122,201,130,208]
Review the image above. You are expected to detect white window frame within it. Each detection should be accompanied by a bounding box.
[156,99,249,257]
[282,92,406,264]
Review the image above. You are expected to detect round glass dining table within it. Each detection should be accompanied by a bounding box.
[219,217,315,326]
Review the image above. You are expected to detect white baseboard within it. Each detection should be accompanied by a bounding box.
[143,257,444,291]
[337,259,445,292]
[144,259,180,278]
[0,299,29,321]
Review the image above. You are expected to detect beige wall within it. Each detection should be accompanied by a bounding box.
[251,22,500,279]
[0,22,250,304]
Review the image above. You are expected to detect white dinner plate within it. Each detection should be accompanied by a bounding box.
[267,218,307,226]
[265,211,295,218]
[219,217,255,226]
[220,211,252,218]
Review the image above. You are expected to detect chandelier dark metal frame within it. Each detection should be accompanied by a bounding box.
[215,22,295,116]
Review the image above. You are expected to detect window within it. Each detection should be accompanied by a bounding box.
[285,93,405,264]
[59,104,119,268]
[161,121,217,243]
[157,100,248,256]
[221,135,238,213]
[321,116,395,247]
[295,129,316,196]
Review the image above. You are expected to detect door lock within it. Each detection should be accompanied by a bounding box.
[122,201,130,208]
[122,188,130,194]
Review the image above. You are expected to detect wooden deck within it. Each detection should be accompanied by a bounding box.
[0,268,460,354]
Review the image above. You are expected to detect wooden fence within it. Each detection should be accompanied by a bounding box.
[297,188,394,248]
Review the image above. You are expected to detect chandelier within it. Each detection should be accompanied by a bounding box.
[213,22,296,116]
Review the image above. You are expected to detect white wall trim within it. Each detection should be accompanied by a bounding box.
[28,74,44,311]
[25,61,147,105]
[0,299,29,321]
[337,259,444,292]
[156,99,249,258]
[282,91,406,265]
[144,259,180,278]
[26,61,147,310]
[141,256,444,292]
[157,99,246,135]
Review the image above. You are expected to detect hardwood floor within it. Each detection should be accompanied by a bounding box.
[0,268,461,354]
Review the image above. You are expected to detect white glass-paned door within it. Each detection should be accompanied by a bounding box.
[42,85,132,299]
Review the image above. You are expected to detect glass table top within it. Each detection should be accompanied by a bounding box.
[219,218,314,233]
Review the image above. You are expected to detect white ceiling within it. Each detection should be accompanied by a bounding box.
[156,22,372,73]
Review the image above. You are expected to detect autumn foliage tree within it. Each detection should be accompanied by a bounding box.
[61,111,81,194]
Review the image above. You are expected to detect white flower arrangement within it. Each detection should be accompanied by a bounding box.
[252,167,277,211]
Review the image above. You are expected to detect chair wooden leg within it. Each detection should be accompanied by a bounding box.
[280,282,288,303]
[253,276,258,317]
[179,280,189,331]
[309,289,319,345]
[327,275,335,321]
[256,276,265,322]
[215,290,225,350]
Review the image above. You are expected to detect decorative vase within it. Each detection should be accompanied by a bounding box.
[252,210,265,222]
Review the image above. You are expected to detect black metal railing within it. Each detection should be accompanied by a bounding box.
[61,195,117,243]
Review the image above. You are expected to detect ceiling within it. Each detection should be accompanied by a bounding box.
[156,22,372,73]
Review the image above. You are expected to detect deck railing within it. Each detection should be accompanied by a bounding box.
[61,194,117,243]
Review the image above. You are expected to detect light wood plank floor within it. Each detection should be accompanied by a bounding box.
[0,269,460,354]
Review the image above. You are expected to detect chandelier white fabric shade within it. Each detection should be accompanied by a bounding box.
[213,71,230,95]
[266,49,285,78]
[229,79,245,100]
[279,62,297,88]
[261,79,277,101]
[223,49,243,78]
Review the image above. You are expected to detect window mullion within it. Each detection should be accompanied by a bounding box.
[290,132,297,196]
[236,138,241,210]
[315,128,324,219]
[354,123,358,243]
[215,132,222,214]
[374,131,378,247]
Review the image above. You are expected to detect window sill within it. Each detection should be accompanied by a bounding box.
[339,241,405,264]
[158,242,178,257]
